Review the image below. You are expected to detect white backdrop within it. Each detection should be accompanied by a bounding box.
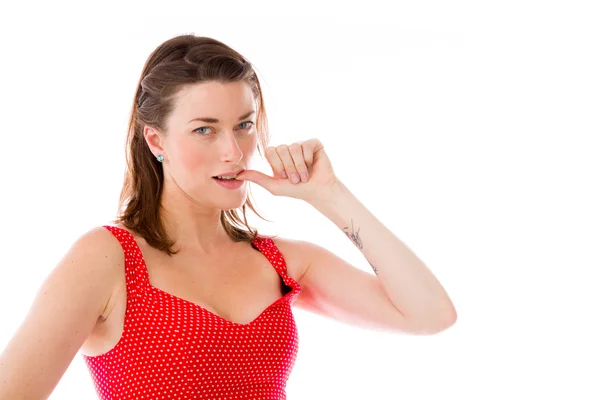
[0,1,598,399]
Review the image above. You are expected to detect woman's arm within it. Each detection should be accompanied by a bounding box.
[297,180,456,335]
[0,227,122,399]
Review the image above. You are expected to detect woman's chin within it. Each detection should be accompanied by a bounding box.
[216,195,248,212]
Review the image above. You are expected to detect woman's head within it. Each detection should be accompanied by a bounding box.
[116,34,269,255]
[148,80,259,212]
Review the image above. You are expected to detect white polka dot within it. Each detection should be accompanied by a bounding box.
[82,225,301,399]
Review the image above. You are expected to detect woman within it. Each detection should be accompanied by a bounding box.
[0,34,456,399]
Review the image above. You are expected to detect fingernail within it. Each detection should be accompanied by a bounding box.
[281,171,287,179]
[291,173,300,183]
[300,172,309,182]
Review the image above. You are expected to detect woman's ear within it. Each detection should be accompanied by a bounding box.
[143,125,165,159]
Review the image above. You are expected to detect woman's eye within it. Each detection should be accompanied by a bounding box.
[193,122,253,136]
[193,127,212,135]
[239,121,254,130]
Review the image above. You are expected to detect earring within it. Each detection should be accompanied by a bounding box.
[157,154,164,162]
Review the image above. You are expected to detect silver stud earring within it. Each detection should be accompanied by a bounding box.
[157,154,164,162]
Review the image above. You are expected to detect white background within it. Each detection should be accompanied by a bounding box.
[0,1,599,399]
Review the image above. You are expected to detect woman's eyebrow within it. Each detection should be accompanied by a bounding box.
[188,110,255,124]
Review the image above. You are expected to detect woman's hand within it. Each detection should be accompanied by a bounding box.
[236,138,339,203]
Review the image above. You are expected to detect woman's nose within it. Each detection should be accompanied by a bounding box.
[219,132,243,163]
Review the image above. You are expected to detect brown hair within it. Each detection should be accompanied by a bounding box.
[114,34,270,255]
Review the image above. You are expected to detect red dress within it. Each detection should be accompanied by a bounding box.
[82,225,302,399]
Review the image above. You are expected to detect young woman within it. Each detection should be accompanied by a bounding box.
[0,34,456,399]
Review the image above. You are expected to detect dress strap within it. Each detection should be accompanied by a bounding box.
[102,225,150,300]
[251,236,302,298]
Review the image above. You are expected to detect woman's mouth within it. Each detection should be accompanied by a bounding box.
[212,176,244,190]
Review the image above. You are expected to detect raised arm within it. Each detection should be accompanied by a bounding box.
[0,227,122,399]
[300,181,457,335]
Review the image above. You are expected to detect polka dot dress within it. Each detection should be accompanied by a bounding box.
[82,225,302,400]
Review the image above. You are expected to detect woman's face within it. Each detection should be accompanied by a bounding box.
[145,80,259,211]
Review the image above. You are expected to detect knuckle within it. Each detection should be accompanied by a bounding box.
[265,146,277,156]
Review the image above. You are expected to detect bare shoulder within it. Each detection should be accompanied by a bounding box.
[66,226,124,279]
[0,225,125,399]
[53,225,125,316]
[268,236,323,283]
[69,225,124,259]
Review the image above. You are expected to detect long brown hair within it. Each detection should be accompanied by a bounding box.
[114,34,270,255]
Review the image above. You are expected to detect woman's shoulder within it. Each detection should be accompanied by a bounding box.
[0,225,126,399]
[67,224,128,265]
[266,236,314,283]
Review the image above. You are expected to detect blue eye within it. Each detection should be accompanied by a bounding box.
[193,126,213,135]
[239,121,254,130]
[192,121,254,136]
